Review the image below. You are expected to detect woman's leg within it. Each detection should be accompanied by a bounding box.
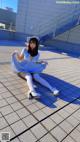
[33,73,54,92]
[25,73,41,98]
[25,73,36,92]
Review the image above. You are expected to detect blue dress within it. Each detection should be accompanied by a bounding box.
[11,48,47,73]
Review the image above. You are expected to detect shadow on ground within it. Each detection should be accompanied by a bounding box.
[18,73,80,109]
[40,47,80,59]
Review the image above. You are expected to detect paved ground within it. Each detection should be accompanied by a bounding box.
[0,45,80,142]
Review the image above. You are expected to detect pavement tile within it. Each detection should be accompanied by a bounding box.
[51,126,67,141]
[34,110,47,121]
[70,129,80,142]
[31,123,47,139]
[40,133,57,142]
[54,99,68,107]
[50,113,64,124]
[0,91,12,98]
[0,117,8,130]
[59,121,74,133]
[67,115,79,127]
[0,105,13,115]
[58,109,70,119]
[23,115,37,127]
[11,89,24,95]
[6,96,17,104]
[11,138,21,142]
[42,118,56,130]
[19,131,37,142]
[64,106,75,114]
[42,107,56,115]
[0,113,2,118]
[35,102,46,109]
[5,112,20,125]
[0,99,8,108]
[72,110,80,121]
[68,103,80,111]
[27,103,39,113]
[10,102,23,111]
[62,136,76,142]
[11,120,27,135]
[21,98,33,106]
[16,108,30,119]
[0,87,7,94]
[0,95,3,100]
[15,94,27,100]
[77,125,80,132]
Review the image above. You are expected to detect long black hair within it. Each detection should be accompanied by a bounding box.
[27,37,39,57]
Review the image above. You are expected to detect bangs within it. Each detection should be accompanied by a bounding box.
[29,37,39,45]
[30,40,36,44]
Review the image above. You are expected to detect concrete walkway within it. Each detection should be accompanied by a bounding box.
[0,46,80,142]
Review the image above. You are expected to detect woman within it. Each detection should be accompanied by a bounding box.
[11,37,59,99]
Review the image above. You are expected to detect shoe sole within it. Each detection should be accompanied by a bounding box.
[28,93,40,99]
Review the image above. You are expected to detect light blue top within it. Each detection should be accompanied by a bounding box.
[11,48,47,73]
[21,47,40,62]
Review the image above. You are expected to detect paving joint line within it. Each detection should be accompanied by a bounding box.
[0,81,80,142]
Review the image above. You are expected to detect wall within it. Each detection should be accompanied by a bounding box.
[55,24,80,44]
[0,30,28,41]
[16,0,80,38]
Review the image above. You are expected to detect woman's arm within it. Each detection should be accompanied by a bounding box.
[17,53,24,60]
[14,49,24,60]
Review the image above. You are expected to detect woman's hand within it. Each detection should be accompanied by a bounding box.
[12,50,24,60]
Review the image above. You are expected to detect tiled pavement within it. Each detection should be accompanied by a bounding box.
[0,46,80,142]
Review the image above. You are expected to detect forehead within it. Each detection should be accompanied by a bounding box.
[30,40,36,44]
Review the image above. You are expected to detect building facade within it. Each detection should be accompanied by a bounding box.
[0,8,16,30]
[16,0,80,38]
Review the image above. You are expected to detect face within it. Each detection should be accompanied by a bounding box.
[30,41,36,50]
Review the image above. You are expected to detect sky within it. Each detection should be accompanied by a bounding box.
[0,0,18,12]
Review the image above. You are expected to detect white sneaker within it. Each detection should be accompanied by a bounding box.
[51,88,59,96]
[27,90,41,99]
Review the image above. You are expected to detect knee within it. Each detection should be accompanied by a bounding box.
[25,73,32,80]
